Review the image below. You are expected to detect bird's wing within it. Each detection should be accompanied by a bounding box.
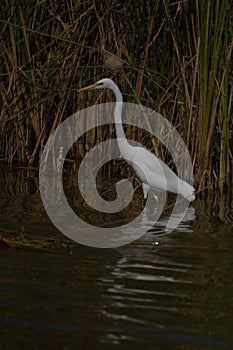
[128,146,180,192]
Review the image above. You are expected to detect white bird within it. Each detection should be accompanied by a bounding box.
[78,78,195,202]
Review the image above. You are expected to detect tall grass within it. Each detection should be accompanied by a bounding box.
[197,0,233,193]
[0,0,232,198]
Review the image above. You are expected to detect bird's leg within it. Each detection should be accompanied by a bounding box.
[142,183,149,206]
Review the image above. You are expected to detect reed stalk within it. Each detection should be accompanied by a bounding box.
[197,0,232,190]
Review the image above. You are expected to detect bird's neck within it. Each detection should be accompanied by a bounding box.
[112,85,129,154]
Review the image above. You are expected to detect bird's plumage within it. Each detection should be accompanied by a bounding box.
[78,78,195,202]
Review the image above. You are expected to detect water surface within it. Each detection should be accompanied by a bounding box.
[0,170,232,349]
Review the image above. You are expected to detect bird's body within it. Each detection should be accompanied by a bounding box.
[126,145,194,200]
[78,78,195,202]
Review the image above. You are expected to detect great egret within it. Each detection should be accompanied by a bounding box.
[78,78,195,202]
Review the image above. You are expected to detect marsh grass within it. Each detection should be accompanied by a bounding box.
[0,0,232,198]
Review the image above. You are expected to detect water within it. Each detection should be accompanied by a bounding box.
[0,170,233,350]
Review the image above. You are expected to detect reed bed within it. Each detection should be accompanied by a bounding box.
[0,0,232,198]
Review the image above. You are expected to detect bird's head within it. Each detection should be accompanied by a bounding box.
[78,78,113,92]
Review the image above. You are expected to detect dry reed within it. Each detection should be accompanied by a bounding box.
[0,0,232,200]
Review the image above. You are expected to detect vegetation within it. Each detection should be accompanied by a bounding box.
[0,0,232,198]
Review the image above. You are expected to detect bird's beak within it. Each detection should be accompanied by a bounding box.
[78,82,99,92]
